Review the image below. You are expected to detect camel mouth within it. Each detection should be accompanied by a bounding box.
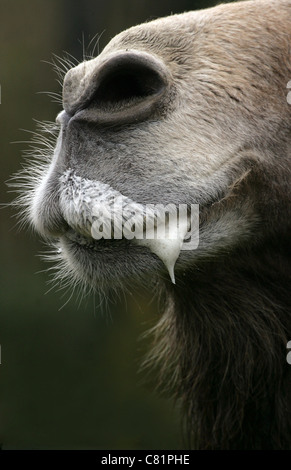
[63,227,130,251]
[58,169,199,283]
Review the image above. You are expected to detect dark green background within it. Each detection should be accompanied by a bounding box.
[1,0,231,449]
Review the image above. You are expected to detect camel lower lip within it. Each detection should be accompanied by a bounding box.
[65,229,99,248]
[58,230,162,290]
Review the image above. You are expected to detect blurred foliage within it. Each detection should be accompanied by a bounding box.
[1,0,232,449]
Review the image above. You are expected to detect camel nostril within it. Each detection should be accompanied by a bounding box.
[91,59,166,107]
[63,51,170,126]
